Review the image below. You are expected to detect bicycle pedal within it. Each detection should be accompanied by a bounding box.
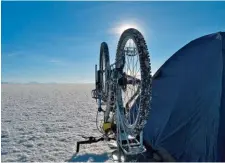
[128,135,135,140]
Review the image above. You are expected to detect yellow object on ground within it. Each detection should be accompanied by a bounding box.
[103,122,112,132]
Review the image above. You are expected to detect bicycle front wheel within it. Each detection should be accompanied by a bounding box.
[115,28,152,136]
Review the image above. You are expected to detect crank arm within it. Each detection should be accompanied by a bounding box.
[76,136,104,153]
[76,136,115,153]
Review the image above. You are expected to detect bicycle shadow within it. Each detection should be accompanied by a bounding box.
[67,152,109,162]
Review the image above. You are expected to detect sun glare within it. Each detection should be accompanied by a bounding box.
[111,23,143,35]
[118,24,138,34]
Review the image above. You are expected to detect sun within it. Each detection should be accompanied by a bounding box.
[111,23,143,36]
[117,24,139,34]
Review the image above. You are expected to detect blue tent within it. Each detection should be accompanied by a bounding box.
[143,32,225,161]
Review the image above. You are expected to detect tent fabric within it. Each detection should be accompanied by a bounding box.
[140,32,225,161]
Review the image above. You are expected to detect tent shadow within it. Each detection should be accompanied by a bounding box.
[67,152,109,162]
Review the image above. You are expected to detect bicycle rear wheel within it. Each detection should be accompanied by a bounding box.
[115,28,152,136]
[99,42,110,101]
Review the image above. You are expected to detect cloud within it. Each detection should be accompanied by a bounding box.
[6,52,21,57]
[48,59,66,66]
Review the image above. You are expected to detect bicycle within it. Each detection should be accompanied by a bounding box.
[76,28,152,162]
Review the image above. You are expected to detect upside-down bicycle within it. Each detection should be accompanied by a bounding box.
[76,28,152,162]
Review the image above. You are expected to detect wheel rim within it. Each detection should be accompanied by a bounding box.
[119,38,141,127]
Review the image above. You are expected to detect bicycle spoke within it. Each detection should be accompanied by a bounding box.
[120,39,142,126]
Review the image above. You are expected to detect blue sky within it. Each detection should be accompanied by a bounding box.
[2,1,225,83]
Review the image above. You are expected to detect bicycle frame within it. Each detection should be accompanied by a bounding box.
[92,61,146,159]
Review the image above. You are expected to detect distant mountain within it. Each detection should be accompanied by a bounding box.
[46,82,57,84]
[2,81,40,84]
[1,81,94,84]
[1,82,9,84]
[27,82,58,84]
[28,81,40,84]
[1,81,23,84]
